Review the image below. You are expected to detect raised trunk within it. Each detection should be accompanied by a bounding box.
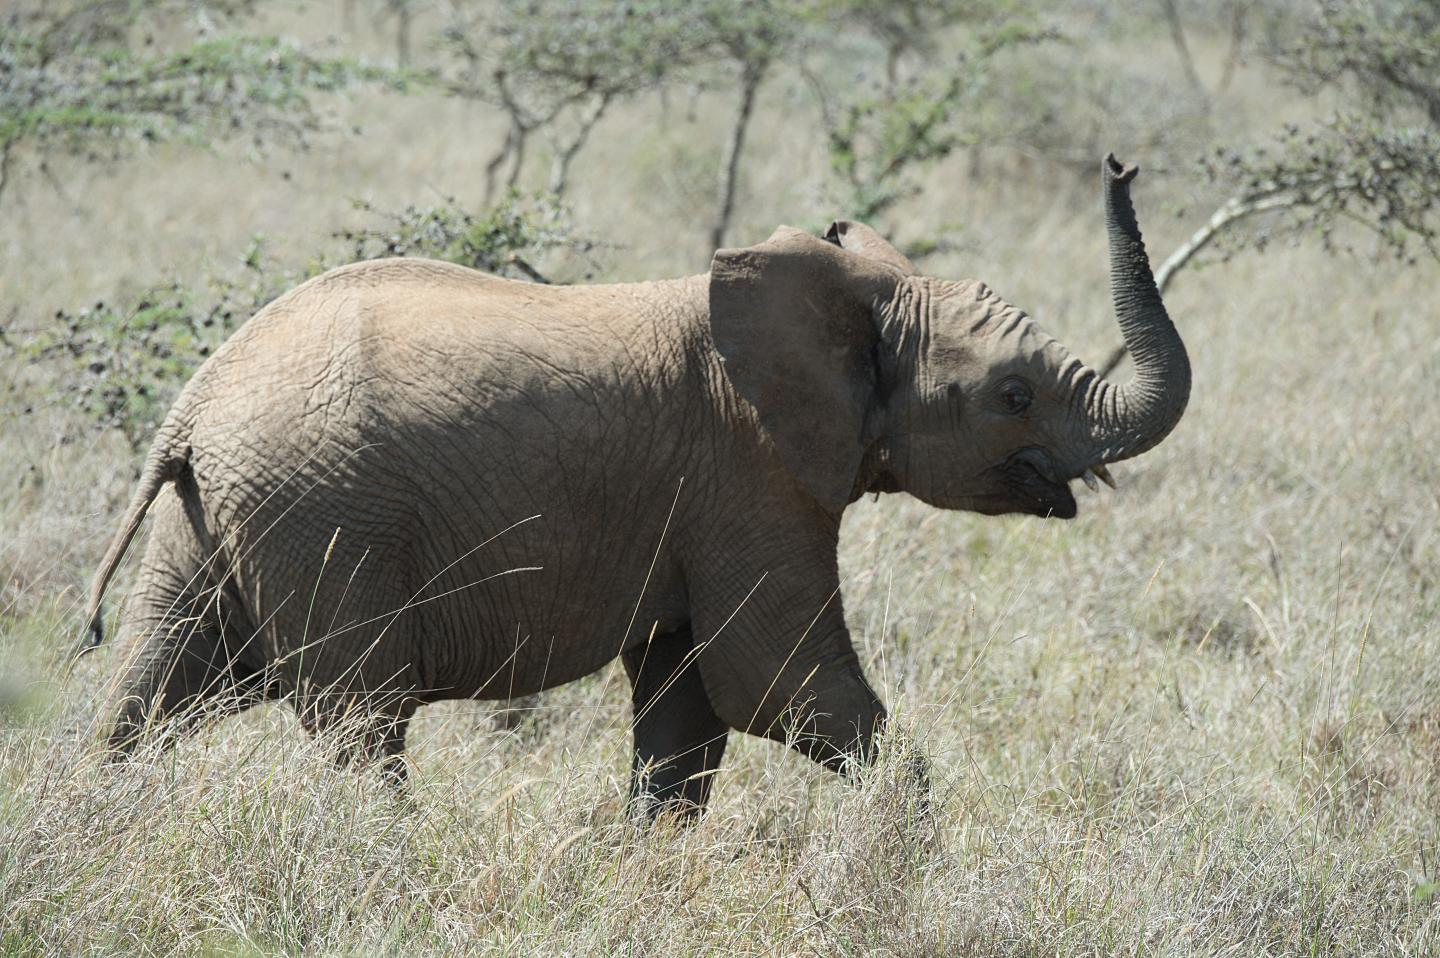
[1082,155,1191,463]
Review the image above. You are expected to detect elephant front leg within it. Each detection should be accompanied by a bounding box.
[686,537,890,781]
[623,626,729,821]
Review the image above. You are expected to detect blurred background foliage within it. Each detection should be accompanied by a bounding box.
[2,0,1438,454]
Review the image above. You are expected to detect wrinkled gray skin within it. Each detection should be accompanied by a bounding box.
[80,157,1189,817]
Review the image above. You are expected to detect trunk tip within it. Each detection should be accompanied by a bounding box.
[1104,153,1138,184]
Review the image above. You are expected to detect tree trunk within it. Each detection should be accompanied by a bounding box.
[505,126,528,192]
[547,93,613,198]
[393,0,412,67]
[1215,1,1248,94]
[710,59,766,251]
[0,142,12,204]
[483,120,519,204]
[1159,0,1206,102]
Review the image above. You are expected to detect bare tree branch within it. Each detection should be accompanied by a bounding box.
[505,253,551,284]
[546,91,613,198]
[483,117,520,204]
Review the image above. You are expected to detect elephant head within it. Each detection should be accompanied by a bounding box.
[709,155,1191,517]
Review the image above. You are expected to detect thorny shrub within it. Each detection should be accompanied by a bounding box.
[7,194,589,449]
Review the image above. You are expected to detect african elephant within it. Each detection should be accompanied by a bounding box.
[79,156,1188,817]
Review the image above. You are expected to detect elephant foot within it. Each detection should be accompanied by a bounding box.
[99,603,269,762]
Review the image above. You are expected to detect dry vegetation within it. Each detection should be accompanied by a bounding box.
[2,2,1439,955]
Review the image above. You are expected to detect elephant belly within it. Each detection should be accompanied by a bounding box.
[405,512,691,699]
[209,469,688,701]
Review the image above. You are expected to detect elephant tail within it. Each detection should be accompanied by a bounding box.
[73,433,195,660]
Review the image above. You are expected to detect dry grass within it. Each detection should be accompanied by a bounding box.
[3,6,1439,956]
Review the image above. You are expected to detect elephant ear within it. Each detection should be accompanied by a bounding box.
[823,220,916,274]
[709,226,902,510]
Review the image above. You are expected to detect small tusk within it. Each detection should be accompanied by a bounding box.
[1091,463,1117,489]
[1080,469,1099,492]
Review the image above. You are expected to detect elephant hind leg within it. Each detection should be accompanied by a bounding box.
[624,627,730,821]
[296,694,417,789]
[102,488,270,759]
[103,598,269,759]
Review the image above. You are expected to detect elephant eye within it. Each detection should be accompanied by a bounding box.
[999,379,1033,414]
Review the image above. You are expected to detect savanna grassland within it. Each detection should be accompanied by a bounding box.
[2,2,1439,955]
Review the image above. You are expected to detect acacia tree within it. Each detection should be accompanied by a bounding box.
[0,0,403,202]
[810,2,1055,235]
[438,0,824,244]
[1100,0,1440,374]
[1192,0,1440,262]
[823,0,993,93]
[441,0,701,201]
[1154,0,1251,103]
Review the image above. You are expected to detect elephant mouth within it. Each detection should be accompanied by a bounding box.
[1001,451,1078,520]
